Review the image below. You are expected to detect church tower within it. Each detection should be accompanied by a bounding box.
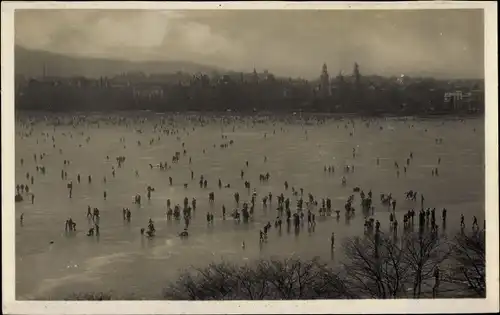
[320,63,331,98]
[252,67,259,84]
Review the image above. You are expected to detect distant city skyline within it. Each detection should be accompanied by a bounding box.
[15,9,484,79]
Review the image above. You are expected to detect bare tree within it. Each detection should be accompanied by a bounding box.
[342,232,412,298]
[444,229,485,297]
[342,230,449,299]
[163,261,241,300]
[402,230,450,298]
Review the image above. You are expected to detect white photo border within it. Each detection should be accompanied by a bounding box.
[2,1,498,314]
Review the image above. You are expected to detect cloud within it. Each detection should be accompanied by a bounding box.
[161,20,245,59]
[16,10,173,55]
[15,10,246,62]
[14,9,484,79]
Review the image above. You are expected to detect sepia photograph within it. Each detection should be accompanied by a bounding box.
[2,1,498,314]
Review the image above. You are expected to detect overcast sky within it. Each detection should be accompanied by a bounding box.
[15,9,484,79]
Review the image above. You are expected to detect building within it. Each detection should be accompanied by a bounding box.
[443,89,484,111]
[319,63,331,98]
[133,86,164,99]
[444,91,464,110]
[463,90,485,111]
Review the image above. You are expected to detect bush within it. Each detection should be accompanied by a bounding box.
[162,257,355,300]
[64,292,114,301]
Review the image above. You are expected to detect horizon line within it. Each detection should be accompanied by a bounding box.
[15,45,486,81]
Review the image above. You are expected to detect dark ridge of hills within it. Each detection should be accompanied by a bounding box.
[14,46,484,82]
[15,46,223,78]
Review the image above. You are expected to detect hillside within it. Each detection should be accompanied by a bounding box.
[15,46,223,78]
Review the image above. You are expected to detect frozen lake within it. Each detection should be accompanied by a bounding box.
[14,114,484,299]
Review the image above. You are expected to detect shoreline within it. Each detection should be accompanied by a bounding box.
[14,109,484,120]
